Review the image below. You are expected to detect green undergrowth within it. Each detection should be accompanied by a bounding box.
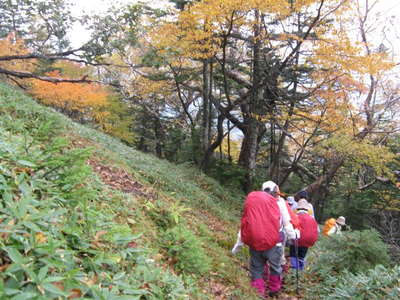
[298,229,398,299]
[0,83,256,299]
[3,83,398,300]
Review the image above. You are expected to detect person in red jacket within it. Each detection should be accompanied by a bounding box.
[289,199,318,270]
[240,181,283,297]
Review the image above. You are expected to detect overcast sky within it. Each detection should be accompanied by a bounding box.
[68,0,400,60]
[69,0,168,46]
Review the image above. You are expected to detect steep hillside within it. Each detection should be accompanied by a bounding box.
[0,83,260,299]
[2,83,399,300]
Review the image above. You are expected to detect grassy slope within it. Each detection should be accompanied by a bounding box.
[0,83,259,299]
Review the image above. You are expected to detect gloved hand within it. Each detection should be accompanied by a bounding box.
[287,228,300,240]
[231,241,243,254]
[231,231,244,254]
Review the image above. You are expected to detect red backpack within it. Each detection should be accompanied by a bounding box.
[298,213,318,247]
[240,191,281,251]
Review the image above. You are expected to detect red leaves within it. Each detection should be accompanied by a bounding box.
[127,241,138,248]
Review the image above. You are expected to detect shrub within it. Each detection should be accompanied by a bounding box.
[326,265,400,299]
[160,226,211,275]
[207,160,246,189]
[145,200,176,230]
[309,229,390,276]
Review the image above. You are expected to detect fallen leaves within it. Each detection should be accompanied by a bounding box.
[0,264,10,272]
[87,160,149,197]
[203,278,233,300]
[81,275,98,287]
[0,219,15,240]
[91,230,108,249]
[68,289,82,299]
[127,241,138,248]
[51,282,82,299]
[35,232,47,244]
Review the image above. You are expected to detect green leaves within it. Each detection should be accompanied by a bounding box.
[304,230,393,299]
[160,225,211,275]
[326,265,400,299]
[0,83,198,299]
[5,248,26,265]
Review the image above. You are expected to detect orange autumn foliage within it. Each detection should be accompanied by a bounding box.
[0,34,36,86]
[0,34,36,72]
[30,70,109,118]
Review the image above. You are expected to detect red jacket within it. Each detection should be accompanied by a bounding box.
[298,213,318,247]
[240,191,281,251]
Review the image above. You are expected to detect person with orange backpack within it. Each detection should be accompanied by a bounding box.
[289,200,319,270]
[323,216,346,236]
[239,181,297,298]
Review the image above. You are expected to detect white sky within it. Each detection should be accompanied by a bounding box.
[69,0,169,47]
[68,0,400,60]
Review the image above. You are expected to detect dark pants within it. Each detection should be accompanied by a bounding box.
[289,245,308,270]
[289,245,308,259]
[249,246,283,280]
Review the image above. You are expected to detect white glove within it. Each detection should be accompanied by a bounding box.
[286,228,300,240]
[231,231,244,254]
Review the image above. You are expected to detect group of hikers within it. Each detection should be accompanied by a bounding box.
[232,180,346,298]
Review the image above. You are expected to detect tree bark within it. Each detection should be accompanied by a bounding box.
[201,60,210,153]
[154,116,163,158]
[306,158,344,221]
[238,118,265,192]
[200,114,225,170]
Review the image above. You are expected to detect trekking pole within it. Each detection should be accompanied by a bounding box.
[294,237,300,295]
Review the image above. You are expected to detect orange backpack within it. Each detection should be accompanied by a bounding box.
[322,218,336,236]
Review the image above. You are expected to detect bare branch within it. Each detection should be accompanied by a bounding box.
[0,48,83,61]
[0,67,97,84]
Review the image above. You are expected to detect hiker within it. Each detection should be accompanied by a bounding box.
[289,200,319,270]
[238,180,298,298]
[287,196,297,211]
[281,194,300,282]
[294,190,315,218]
[323,216,346,236]
[285,196,300,230]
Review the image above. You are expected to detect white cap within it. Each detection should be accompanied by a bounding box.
[262,181,278,192]
[336,216,346,226]
[287,196,295,205]
[297,199,309,211]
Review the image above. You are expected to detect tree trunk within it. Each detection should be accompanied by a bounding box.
[237,9,265,193]
[154,117,163,158]
[238,118,264,192]
[306,158,344,221]
[200,114,225,170]
[227,120,232,162]
[201,60,210,153]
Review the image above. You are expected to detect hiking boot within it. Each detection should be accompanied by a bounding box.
[268,274,282,296]
[251,278,266,298]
